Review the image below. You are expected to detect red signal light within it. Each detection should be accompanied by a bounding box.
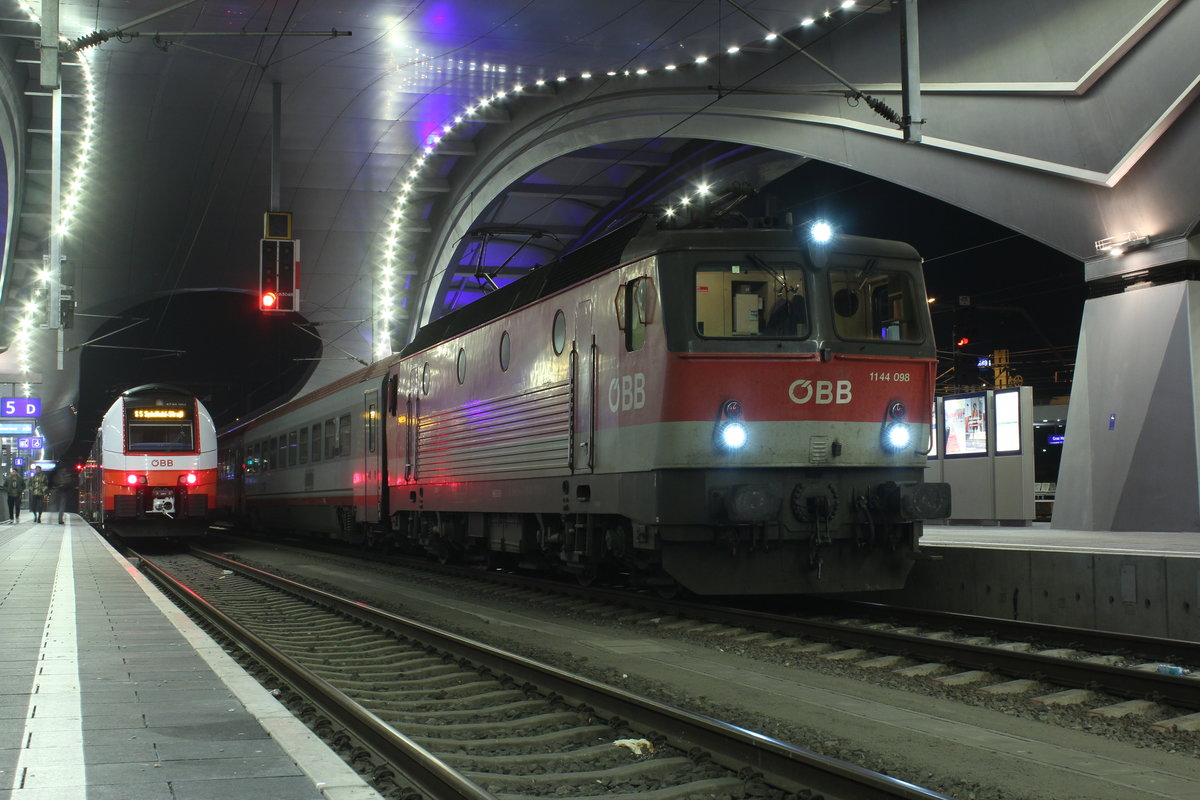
[261,291,278,310]
[126,473,140,485]
[955,336,970,347]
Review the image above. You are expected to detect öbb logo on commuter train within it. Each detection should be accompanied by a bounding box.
[150,459,174,467]
[788,379,852,405]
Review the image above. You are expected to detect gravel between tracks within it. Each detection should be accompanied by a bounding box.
[212,542,1200,800]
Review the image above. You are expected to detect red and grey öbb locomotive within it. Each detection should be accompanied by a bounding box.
[218,219,950,594]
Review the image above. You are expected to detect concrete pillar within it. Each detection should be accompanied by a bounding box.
[1054,241,1200,531]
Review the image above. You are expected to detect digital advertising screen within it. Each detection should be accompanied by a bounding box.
[943,392,988,457]
[994,389,1021,454]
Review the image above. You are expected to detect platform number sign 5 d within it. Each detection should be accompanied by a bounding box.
[260,238,299,312]
[1,398,41,418]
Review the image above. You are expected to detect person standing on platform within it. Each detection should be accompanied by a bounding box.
[52,463,78,524]
[4,468,26,524]
[28,466,49,523]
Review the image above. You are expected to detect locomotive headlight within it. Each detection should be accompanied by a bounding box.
[716,399,748,451]
[810,220,833,244]
[884,422,912,450]
[720,421,748,449]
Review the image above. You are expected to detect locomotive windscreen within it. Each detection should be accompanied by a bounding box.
[125,404,196,452]
[695,258,810,338]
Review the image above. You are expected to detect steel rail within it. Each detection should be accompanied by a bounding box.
[191,547,953,800]
[135,552,498,800]
[834,599,1200,665]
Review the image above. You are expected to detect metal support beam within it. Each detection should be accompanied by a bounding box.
[38,0,58,88]
[898,0,924,143]
[271,82,282,211]
[50,87,64,369]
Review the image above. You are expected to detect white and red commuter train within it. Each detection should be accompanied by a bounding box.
[80,384,218,536]
[217,219,951,594]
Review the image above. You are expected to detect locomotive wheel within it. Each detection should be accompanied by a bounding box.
[654,580,683,599]
[574,564,598,586]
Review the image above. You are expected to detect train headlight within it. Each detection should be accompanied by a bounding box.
[720,421,748,449]
[715,399,748,451]
[810,220,833,244]
[884,422,912,450]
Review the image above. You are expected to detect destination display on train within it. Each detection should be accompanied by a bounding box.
[129,408,190,420]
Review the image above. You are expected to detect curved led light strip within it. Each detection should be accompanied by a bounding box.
[373,5,861,360]
[12,3,98,395]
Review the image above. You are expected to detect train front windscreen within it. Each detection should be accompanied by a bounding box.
[692,256,925,343]
[125,405,196,452]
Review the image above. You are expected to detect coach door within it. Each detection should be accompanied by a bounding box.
[572,299,595,473]
[358,389,381,524]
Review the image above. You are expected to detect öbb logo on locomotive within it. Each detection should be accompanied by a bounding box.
[608,372,646,412]
[788,379,852,405]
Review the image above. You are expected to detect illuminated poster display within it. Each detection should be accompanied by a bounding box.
[995,389,1021,453]
[943,392,987,457]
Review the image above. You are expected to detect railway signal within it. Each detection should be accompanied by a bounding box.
[260,238,299,311]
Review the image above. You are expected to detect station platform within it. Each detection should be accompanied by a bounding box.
[0,516,381,800]
[869,523,1200,642]
[922,522,1200,558]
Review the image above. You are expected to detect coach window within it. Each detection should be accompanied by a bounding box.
[499,330,511,371]
[366,403,378,453]
[324,419,336,459]
[288,430,298,466]
[456,348,466,384]
[625,277,653,351]
[552,310,566,355]
[277,436,287,468]
[339,413,352,456]
[268,437,278,471]
[311,423,322,461]
[298,427,309,464]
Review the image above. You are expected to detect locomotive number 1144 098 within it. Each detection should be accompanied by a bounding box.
[869,371,911,382]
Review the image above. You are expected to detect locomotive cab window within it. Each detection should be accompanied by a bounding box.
[694,259,808,339]
[625,277,653,351]
[829,267,922,343]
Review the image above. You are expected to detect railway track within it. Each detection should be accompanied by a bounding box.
[137,548,952,800]
[222,540,1200,732]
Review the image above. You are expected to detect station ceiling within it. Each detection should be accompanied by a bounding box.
[3,0,1198,457]
[2,0,863,451]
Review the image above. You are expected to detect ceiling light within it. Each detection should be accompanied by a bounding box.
[1095,232,1149,255]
